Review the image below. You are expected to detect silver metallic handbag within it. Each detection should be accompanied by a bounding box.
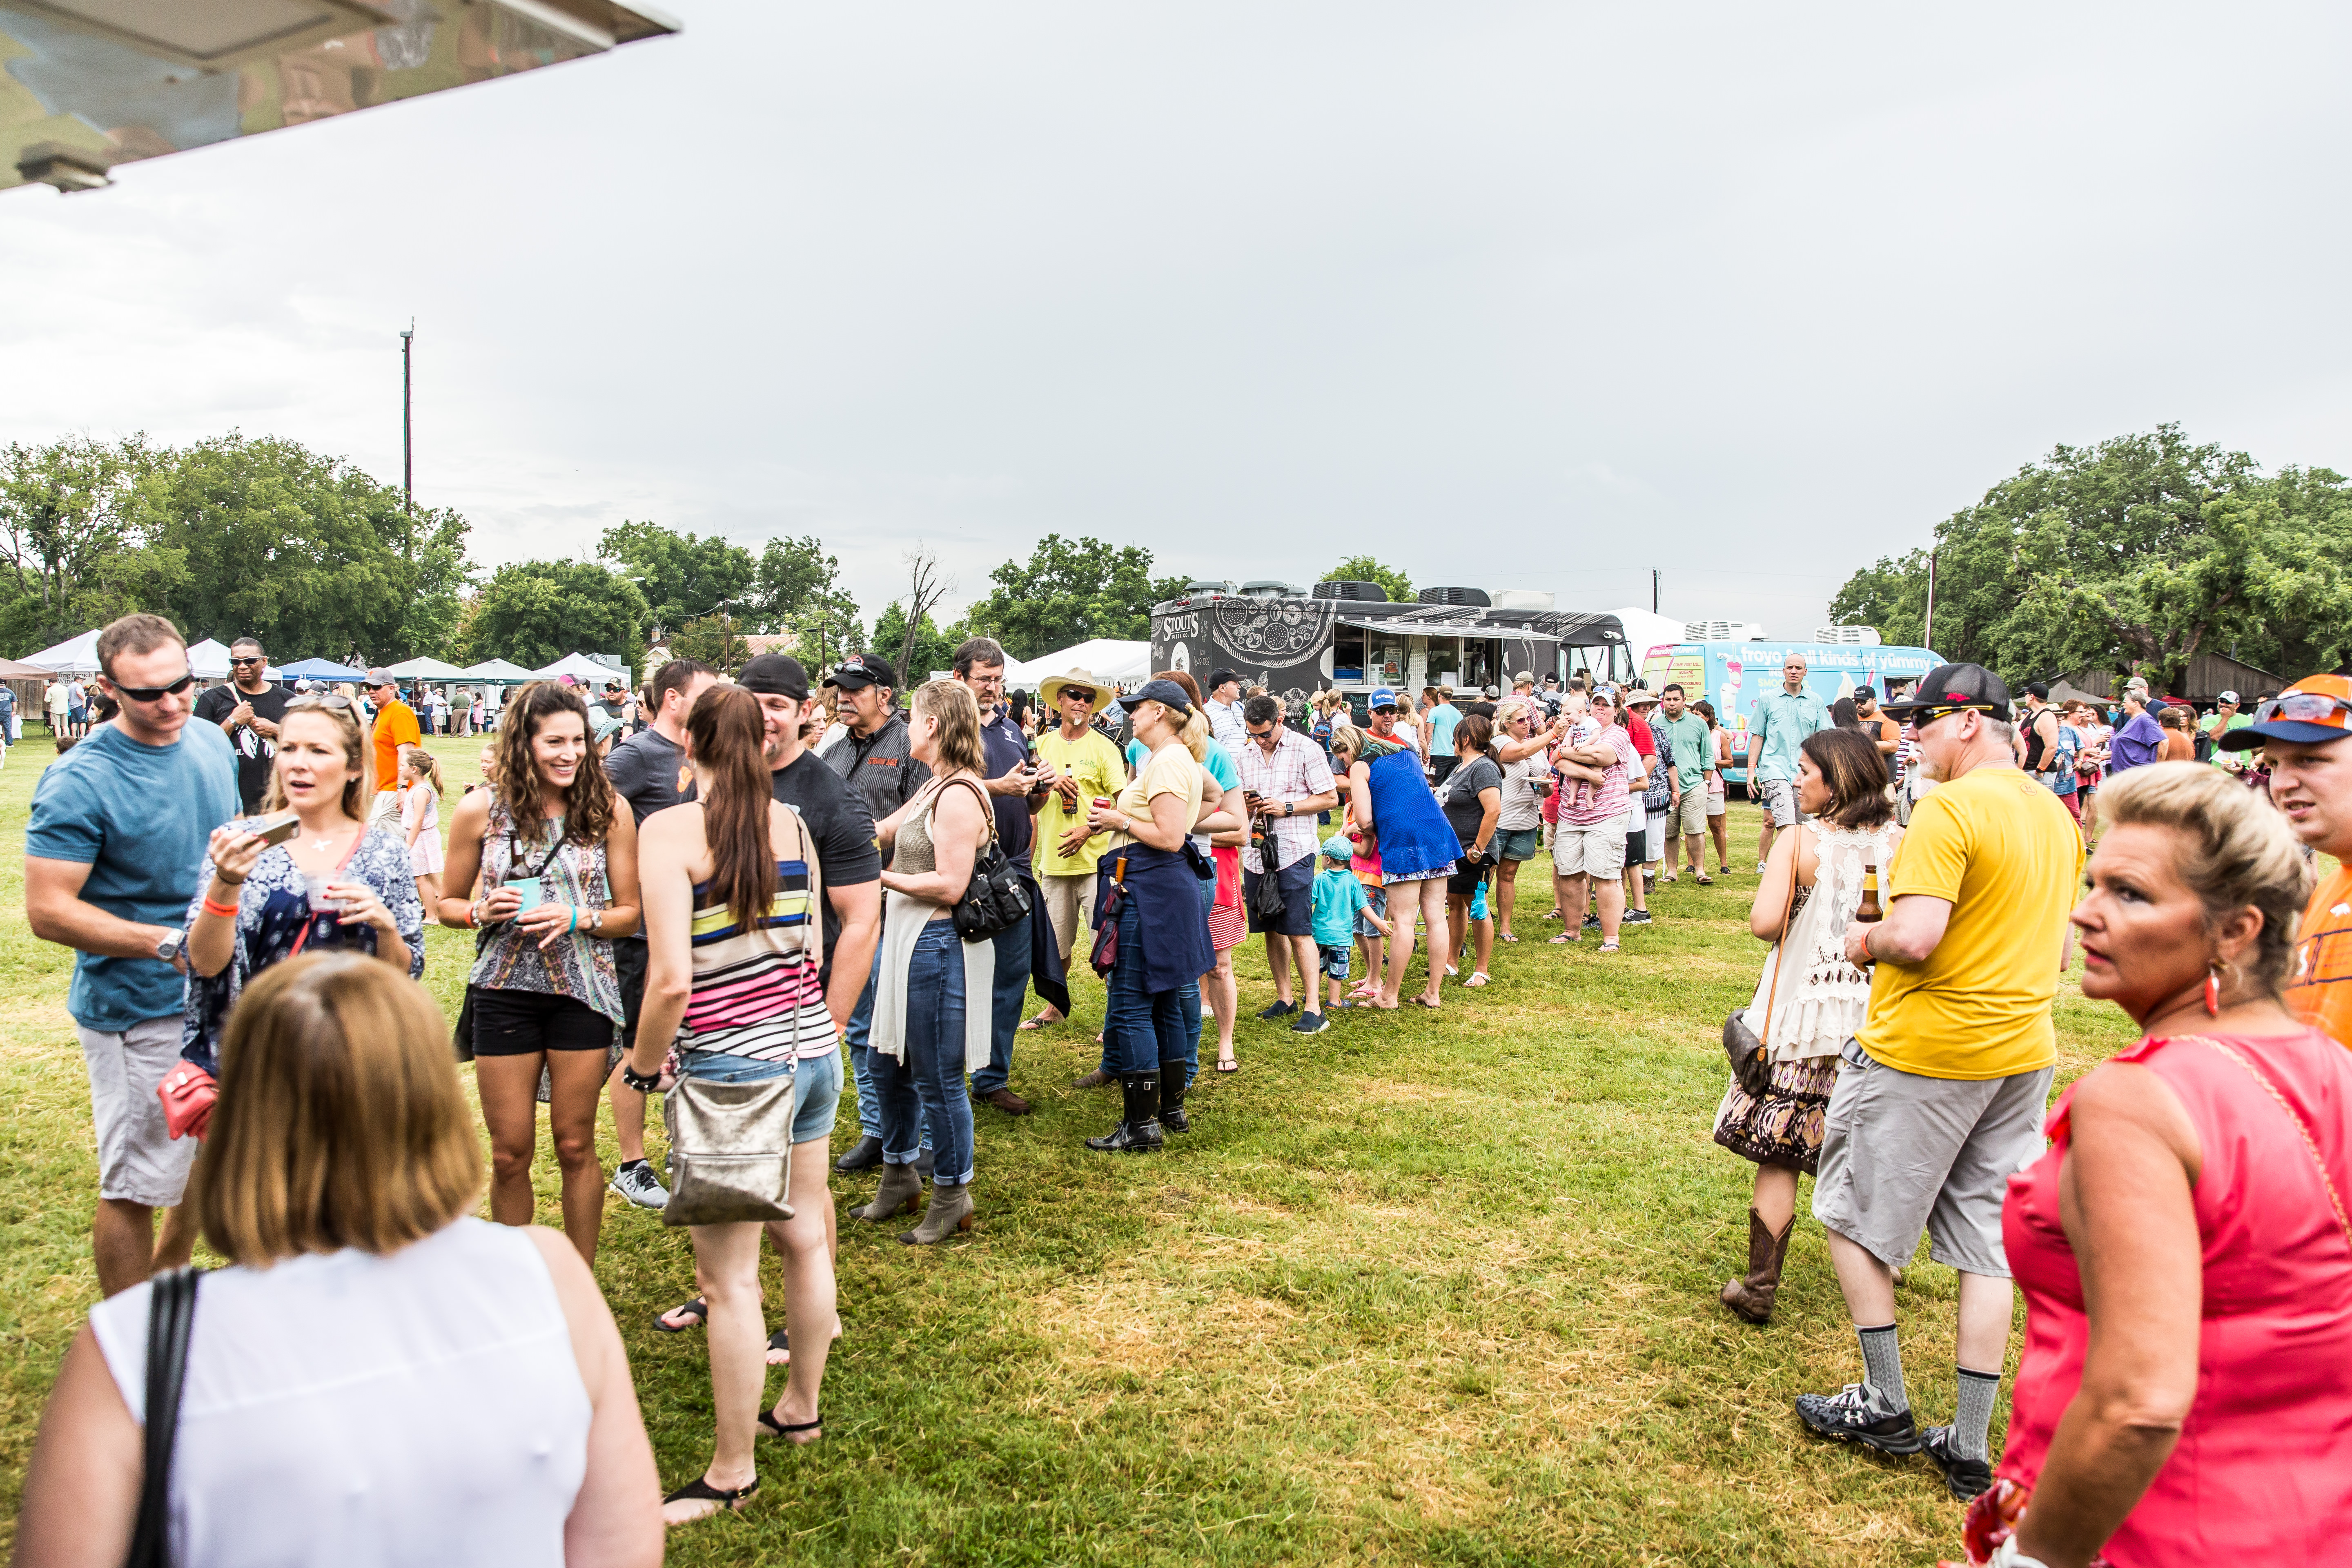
[661,1073,797,1226]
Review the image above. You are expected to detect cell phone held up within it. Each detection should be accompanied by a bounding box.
[251,812,301,847]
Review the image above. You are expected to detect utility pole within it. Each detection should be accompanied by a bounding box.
[1922,548,1938,653]
[399,320,415,519]
[1652,568,1659,614]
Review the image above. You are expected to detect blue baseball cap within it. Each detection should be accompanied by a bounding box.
[1367,687,1399,710]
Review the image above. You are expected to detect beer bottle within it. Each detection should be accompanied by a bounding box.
[1857,861,1884,929]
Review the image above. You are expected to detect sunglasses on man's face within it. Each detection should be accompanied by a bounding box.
[111,670,195,703]
[229,655,265,668]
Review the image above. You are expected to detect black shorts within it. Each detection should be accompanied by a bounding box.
[1447,853,1493,898]
[615,938,648,1051]
[471,987,615,1057]
[1244,853,1317,938]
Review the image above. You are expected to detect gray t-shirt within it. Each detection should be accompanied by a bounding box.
[604,728,687,826]
[1440,755,1505,849]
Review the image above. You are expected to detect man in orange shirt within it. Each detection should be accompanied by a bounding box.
[363,667,421,828]
[2218,674,2352,1047]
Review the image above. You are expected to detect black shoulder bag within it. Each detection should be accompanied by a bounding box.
[126,1266,201,1568]
[944,777,1033,942]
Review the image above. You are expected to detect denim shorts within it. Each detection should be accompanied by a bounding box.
[1355,884,1388,939]
[1494,826,1540,862]
[676,1046,842,1146]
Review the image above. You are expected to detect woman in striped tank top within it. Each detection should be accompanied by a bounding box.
[626,685,840,1527]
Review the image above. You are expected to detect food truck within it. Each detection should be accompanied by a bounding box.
[1149,580,1644,717]
[1639,633,1943,789]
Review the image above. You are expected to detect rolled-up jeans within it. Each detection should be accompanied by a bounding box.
[1102,894,1195,1079]
[869,921,975,1187]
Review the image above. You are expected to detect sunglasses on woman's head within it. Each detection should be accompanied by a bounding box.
[287,693,358,713]
[110,671,195,702]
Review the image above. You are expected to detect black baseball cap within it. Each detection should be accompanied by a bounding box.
[1853,683,1875,699]
[823,653,895,693]
[739,653,809,701]
[1119,678,1195,718]
[2024,681,2050,701]
[1878,663,2014,724]
[1207,667,1240,692]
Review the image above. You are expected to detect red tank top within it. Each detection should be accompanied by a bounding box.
[1999,1028,2352,1564]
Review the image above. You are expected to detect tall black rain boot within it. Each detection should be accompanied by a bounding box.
[1085,1071,1164,1153]
[1158,1059,1189,1133]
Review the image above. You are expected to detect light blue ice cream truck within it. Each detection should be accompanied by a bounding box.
[1637,635,1943,791]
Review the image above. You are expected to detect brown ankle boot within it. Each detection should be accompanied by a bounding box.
[1719,1207,1794,1324]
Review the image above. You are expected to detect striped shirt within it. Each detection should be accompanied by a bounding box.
[679,856,838,1062]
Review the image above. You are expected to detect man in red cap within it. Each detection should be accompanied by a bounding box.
[2218,675,2352,1047]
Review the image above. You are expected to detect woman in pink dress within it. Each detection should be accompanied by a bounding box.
[1957,762,2352,1567]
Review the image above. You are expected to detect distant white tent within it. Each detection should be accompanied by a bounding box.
[1002,639,1154,690]
[387,655,467,680]
[1605,607,1693,670]
[530,652,632,686]
[22,629,100,675]
[456,658,536,683]
[185,639,287,682]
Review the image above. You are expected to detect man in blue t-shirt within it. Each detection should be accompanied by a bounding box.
[25,615,238,1297]
[1427,687,1463,784]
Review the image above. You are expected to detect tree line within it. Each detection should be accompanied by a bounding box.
[1829,424,2352,692]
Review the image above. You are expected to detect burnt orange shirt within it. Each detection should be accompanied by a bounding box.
[372,699,420,794]
[2160,731,2195,762]
[2287,864,2352,1050]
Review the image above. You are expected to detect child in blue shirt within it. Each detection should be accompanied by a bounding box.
[1313,835,1392,1013]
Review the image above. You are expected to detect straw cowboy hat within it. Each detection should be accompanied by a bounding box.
[1038,667,1119,709]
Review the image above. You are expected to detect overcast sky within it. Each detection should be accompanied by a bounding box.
[6,1,2349,641]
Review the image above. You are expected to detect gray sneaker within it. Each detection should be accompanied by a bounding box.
[609,1159,669,1210]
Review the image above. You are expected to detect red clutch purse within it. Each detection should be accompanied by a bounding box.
[156,1062,218,1141]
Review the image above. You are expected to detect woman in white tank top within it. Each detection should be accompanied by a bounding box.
[14,954,662,1568]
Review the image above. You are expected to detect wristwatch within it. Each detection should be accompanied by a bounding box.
[155,930,183,965]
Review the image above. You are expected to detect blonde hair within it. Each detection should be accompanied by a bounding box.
[913,679,986,777]
[194,955,480,1265]
[2099,762,2313,995]
[1329,722,1368,762]
[263,697,374,819]
[398,744,442,796]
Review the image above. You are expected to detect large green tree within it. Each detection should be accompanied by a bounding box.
[1828,425,2352,689]
[0,433,174,651]
[138,433,471,664]
[463,559,648,671]
[597,521,758,644]
[1322,555,1412,604]
[964,534,1186,661]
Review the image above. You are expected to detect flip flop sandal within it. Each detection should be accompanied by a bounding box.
[653,1297,708,1332]
[1499,933,1519,943]
[665,1473,759,1515]
[1016,1011,1061,1031]
[758,1409,824,1442]
[1216,1058,1240,1072]
[1597,942,1621,953]
[1466,972,1490,987]
[1695,875,1715,885]
[1547,933,1580,944]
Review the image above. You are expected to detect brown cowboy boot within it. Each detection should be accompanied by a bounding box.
[1720,1207,1794,1324]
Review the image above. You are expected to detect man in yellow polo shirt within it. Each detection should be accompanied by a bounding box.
[1795,664,2082,1504]
[1020,666,1128,1027]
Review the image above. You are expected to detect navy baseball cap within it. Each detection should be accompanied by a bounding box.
[1118,678,1194,717]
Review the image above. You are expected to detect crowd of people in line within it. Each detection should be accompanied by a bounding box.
[11,610,2352,1568]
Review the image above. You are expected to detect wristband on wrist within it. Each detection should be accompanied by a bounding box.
[201,896,239,919]
[619,1061,662,1092]
[567,905,579,935]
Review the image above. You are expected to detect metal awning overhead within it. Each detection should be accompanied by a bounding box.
[2,0,679,193]
[1334,611,1626,648]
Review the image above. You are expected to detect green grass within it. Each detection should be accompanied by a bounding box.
[0,733,2139,1564]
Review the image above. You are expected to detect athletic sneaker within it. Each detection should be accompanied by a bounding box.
[1621,909,1654,925]
[1756,860,1769,875]
[609,1159,669,1210]
[1919,1425,1993,1501]
[1255,1000,1297,1021]
[1794,1383,1922,1456]
[1291,1011,1330,1035]
[1582,911,1602,931]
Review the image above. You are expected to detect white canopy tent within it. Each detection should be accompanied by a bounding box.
[457,658,536,684]
[1002,639,1154,691]
[1604,606,1695,671]
[530,653,632,687]
[387,656,468,680]
[22,629,100,675]
[186,639,285,682]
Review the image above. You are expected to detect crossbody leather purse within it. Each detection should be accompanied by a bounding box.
[1722,833,1802,1095]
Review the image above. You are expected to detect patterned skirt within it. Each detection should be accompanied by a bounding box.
[1712,1055,1841,1173]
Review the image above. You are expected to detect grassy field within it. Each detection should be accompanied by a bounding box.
[0,731,2140,1564]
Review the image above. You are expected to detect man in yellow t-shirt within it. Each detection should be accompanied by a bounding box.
[1022,668,1128,1024]
[1796,664,2081,1501]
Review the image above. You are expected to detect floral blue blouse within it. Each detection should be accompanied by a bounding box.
[178,821,425,1072]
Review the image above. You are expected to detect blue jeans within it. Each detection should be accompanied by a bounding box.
[971,909,1030,1096]
[843,960,882,1140]
[1102,895,1195,1078]
[869,922,975,1187]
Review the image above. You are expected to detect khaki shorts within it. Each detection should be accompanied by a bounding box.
[1551,823,1627,878]
[78,1017,197,1207]
[1037,872,1097,964]
[1672,788,1709,835]
[1811,1038,2053,1277]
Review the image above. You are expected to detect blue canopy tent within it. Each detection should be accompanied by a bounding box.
[277,658,370,683]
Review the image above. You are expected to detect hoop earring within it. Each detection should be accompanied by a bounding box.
[2205,962,2225,1017]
